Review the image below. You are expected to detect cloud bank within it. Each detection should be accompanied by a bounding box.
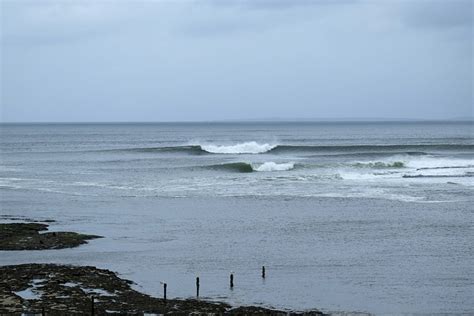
[1,0,472,122]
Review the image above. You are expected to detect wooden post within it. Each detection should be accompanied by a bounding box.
[262,266,265,278]
[41,306,45,316]
[230,273,234,289]
[91,295,94,316]
[163,283,167,301]
[196,277,200,297]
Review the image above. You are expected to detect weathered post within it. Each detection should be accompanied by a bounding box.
[164,283,167,301]
[91,295,94,316]
[196,277,200,297]
[262,266,265,279]
[41,306,45,316]
[230,272,234,289]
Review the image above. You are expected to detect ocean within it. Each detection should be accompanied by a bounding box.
[0,121,473,314]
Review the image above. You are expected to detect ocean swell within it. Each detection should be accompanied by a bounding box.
[97,143,473,156]
[270,144,474,153]
[208,162,254,173]
[199,143,474,155]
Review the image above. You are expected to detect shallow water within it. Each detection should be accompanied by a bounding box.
[1,122,473,314]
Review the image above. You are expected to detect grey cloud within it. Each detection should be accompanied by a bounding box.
[1,1,125,45]
[208,0,357,10]
[1,0,472,122]
[1,1,178,45]
[179,0,358,37]
[399,0,472,29]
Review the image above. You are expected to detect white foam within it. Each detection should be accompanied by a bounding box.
[398,156,473,179]
[312,191,424,203]
[253,162,295,172]
[353,156,473,171]
[405,156,473,170]
[200,142,276,154]
[339,171,397,181]
[346,156,474,180]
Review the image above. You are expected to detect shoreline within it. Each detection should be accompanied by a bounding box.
[2,193,471,314]
[0,221,327,315]
[0,263,326,315]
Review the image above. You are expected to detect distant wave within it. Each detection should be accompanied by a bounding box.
[207,161,295,173]
[200,142,276,154]
[308,151,428,158]
[101,143,473,156]
[200,143,473,155]
[107,142,276,154]
[108,145,203,154]
[269,144,474,154]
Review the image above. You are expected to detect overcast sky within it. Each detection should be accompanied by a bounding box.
[1,0,472,122]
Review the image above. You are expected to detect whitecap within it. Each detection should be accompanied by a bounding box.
[199,142,276,154]
[253,162,295,172]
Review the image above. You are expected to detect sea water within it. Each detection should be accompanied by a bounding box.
[0,121,473,314]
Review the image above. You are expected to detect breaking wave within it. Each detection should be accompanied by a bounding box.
[199,142,276,154]
[207,162,295,173]
[103,143,473,155]
[253,162,295,172]
[199,143,473,155]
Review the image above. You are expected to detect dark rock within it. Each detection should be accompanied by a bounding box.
[0,264,327,315]
[0,223,102,251]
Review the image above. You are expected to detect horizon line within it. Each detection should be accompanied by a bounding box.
[0,118,473,124]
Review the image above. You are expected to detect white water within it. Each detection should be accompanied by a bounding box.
[349,155,474,179]
[404,156,474,170]
[253,161,295,172]
[200,142,276,154]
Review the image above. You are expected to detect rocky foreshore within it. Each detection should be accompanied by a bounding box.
[0,222,102,251]
[0,263,326,315]
[0,221,327,315]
